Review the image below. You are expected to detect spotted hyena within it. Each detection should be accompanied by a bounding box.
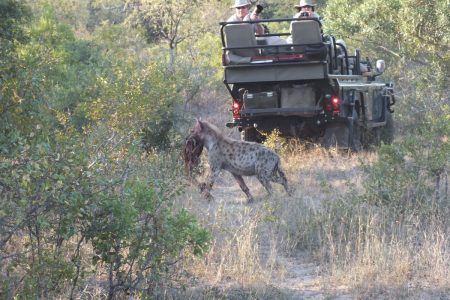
[191,119,291,203]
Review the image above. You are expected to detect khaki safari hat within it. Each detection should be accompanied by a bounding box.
[231,0,251,8]
[294,0,315,8]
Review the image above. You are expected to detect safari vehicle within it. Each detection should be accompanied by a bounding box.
[219,17,395,150]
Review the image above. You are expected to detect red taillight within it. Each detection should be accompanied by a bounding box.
[232,99,241,117]
[331,96,339,104]
[326,95,340,113]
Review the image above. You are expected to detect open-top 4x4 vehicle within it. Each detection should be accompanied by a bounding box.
[220,17,395,150]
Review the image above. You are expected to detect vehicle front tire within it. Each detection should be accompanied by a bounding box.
[369,110,394,147]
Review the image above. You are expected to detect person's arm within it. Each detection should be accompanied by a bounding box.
[243,13,264,35]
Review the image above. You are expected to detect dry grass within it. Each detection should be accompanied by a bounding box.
[178,193,279,297]
[177,139,450,299]
[194,208,271,284]
[319,211,450,292]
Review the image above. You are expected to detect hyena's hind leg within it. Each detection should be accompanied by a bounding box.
[231,173,255,203]
[271,163,292,196]
[256,173,274,196]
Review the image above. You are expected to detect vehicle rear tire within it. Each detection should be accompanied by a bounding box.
[320,123,348,149]
[321,126,339,149]
[241,127,258,142]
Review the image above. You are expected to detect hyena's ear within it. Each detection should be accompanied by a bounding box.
[193,118,203,132]
[195,118,203,130]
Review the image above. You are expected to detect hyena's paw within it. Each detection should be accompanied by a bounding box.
[286,187,294,197]
[198,182,207,192]
[203,191,214,202]
[198,183,214,201]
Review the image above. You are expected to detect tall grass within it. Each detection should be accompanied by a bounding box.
[182,201,277,291]
[181,139,450,298]
[310,199,450,292]
[281,141,450,296]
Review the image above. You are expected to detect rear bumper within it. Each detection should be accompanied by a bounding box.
[240,106,321,117]
[226,113,348,131]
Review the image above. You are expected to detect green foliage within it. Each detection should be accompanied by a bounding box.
[0,130,92,297]
[87,24,186,151]
[262,129,288,155]
[83,172,210,297]
[92,22,148,63]
[0,0,30,44]
[141,111,175,152]
[259,0,326,19]
[25,0,92,33]
[323,0,449,133]
[1,2,210,298]
[322,0,450,74]
[1,135,210,298]
[126,0,202,49]
[178,32,224,87]
[361,109,449,216]
[1,6,107,136]
[0,0,30,114]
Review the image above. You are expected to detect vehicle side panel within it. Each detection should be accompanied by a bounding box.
[224,62,327,83]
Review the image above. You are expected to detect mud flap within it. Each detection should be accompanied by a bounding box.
[349,110,362,151]
[319,123,349,149]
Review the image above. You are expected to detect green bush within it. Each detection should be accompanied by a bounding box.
[83,168,210,298]
[0,3,210,298]
[361,109,450,216]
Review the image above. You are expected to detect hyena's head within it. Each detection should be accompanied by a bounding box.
[191,119,220,144]
[191,119,205,140]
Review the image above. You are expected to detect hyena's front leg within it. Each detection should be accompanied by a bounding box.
[199,166,221,201]
[231,173,255,203]
[198,182,214,201]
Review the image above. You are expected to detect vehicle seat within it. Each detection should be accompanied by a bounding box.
[290,20,327,60]
[224,24,258,64]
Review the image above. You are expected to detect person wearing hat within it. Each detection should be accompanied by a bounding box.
[285,0,322,43]
[227,0,264,35]
[293,0,322,25]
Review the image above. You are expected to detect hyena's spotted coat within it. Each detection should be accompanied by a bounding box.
[191,119,291,203]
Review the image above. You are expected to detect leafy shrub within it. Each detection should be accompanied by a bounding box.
[262,129,288,155]
[362,109,449,217]
[0,4,210,298]
[141,111,175,152]
[83,167,210,298]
